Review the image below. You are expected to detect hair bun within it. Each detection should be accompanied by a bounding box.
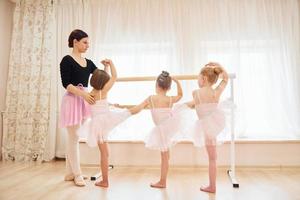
[157,71,172,90]
[214,67,223,75]
[161,71,169,77]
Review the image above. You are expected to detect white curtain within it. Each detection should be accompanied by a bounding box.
[53,0,300,156]
[3,0,55,161]
[6,0,299,161]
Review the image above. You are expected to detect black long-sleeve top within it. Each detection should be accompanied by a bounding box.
[60,55,97,88]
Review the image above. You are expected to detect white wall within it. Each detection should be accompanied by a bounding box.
[0,0,14,160]
[80,141,300,167]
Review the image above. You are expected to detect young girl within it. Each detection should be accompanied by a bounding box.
[186,62,228,193]
[79,59,137,188]
[134,71,183,188]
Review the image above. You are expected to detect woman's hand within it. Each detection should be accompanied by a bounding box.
[83,92,95,105]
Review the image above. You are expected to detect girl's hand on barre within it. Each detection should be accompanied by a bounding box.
[171,76,179,82]
[101,59,113,67]
[101,60,108,66]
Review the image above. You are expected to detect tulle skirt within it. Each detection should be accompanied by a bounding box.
[78,101,131,147]
[186,100,234,147]
[145,104,190,151]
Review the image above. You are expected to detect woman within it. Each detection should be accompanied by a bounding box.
[60,29,97,186]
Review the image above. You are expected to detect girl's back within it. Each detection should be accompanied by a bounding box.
[193,88,219,105]
[150,95,173,109]
[149,95,173,125]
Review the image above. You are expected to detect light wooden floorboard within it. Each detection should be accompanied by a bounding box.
[0,161,299,200]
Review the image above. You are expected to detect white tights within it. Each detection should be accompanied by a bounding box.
[65,125,82,176]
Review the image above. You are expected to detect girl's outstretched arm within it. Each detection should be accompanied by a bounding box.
[129,97,150,115]
[185,100,195,109]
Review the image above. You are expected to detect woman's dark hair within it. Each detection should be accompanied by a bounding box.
[68,29,88,48]
[90,69,110,90]
[156,71,172,90]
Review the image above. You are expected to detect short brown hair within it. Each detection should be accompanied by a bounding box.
[200,65,223,84]
[90,69,110,90]
[156,71,172,90]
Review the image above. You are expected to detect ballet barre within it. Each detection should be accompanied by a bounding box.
[117,74,200,82]
[90,74,239,188]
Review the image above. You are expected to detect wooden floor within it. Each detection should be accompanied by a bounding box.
[0,161,299,200]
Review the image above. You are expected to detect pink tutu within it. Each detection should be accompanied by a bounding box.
[145,104,188,151]
[187,101,232,147]
[78,99,131,147]
[59,84,91,128]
